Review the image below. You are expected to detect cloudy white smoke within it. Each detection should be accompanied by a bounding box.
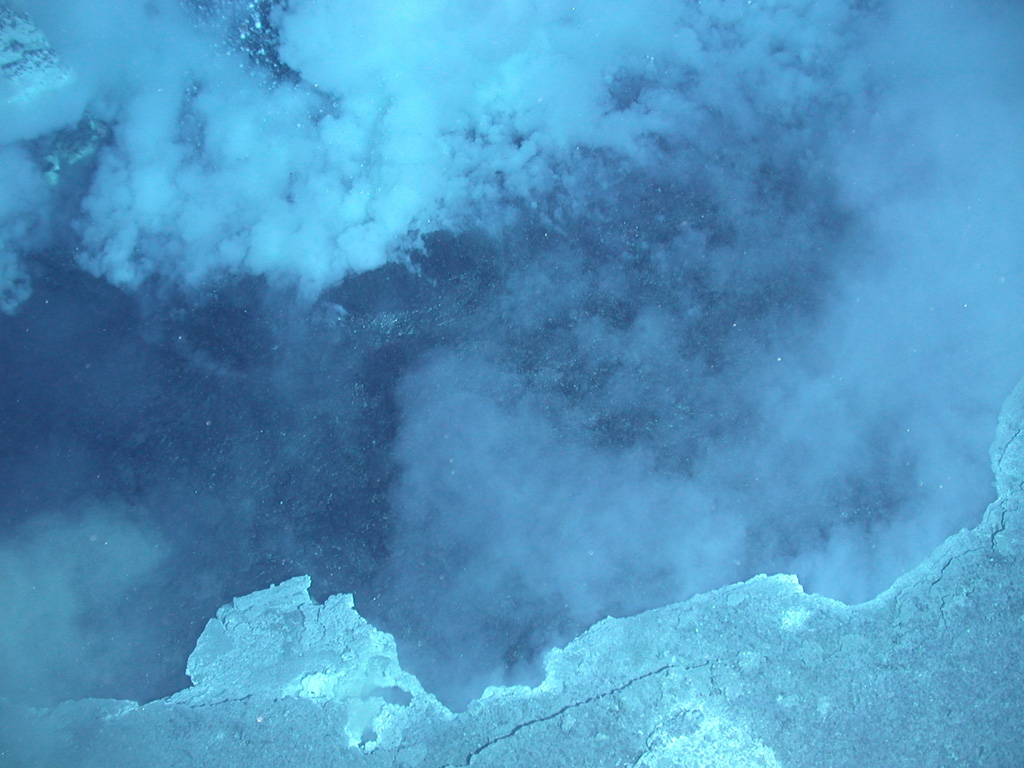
[1,0,1022,709]
[5,0,865,298]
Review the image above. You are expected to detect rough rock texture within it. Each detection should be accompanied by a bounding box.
[0,5,71,104]
[2,378,1023,767]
